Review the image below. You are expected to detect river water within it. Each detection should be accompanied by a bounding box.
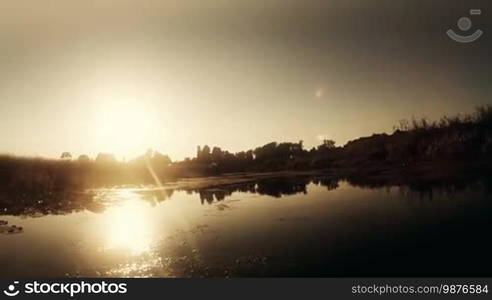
[1,176,491,277]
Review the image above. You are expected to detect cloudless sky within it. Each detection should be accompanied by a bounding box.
[1,0,491,160]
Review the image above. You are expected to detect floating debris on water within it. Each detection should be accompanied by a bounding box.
[4,226,23,234]
[215,204,231,211]
[0,221,23,234]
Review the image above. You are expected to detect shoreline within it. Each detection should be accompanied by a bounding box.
[123,159,491,192]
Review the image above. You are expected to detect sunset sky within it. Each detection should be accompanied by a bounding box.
[1,0,490,160]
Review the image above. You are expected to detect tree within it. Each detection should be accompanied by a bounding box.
[318,139,336,150]
[152,151,172,166]
[211,147,223,162]
[198,145,211,162]
[145,148,154,159]
[254,142,277,161]
[196,146,201,160]
[95,153,117,164]
[60,152,72,160]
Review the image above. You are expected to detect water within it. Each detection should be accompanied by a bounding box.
[1,176,491,277]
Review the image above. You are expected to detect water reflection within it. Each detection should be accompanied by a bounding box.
[0,174,491,277]
[185,176,338,204]
[0,190,103,217]
[102,190,155,255]
[1,174,491,216]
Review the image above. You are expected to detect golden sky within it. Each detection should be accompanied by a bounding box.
[1,1,490,160]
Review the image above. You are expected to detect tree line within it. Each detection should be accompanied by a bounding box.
[1,106,491,194]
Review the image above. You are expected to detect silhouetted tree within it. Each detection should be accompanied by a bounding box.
[211,147,223,162]
[60,152,72,160]
[152,151,172,166]
[318,139,336,150]
[95,153,117,164]
[198,145,211,162]
[196,146,201,160]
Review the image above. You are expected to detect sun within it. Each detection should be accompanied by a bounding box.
[94,99,156,159]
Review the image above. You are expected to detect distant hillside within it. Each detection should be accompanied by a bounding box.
[338,106,492,170]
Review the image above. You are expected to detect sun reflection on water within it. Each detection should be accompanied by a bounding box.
[95,188,199,277]
[103,189,156,256]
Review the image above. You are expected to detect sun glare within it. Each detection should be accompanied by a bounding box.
[104,190,155,255]
[94,99,156,159]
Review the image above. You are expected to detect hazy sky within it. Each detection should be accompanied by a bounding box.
[1,0,491,160]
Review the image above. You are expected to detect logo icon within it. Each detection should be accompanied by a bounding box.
[3,282,20,297]
[447,9,483,43]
